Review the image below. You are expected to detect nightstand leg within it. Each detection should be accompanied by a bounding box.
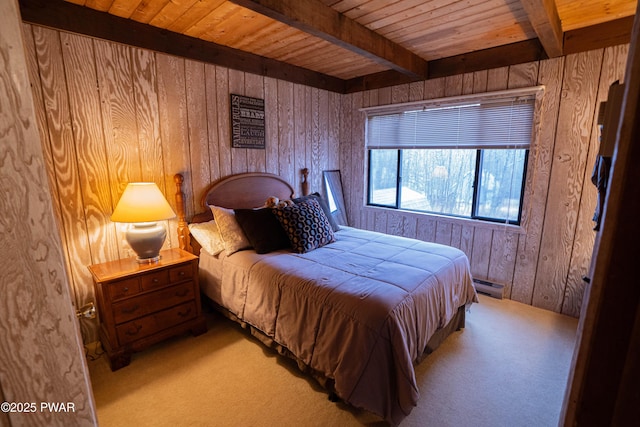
[191,317,208,336]
[108,351,131,371]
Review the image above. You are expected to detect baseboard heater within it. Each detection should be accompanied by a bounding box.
[473,279,504,299]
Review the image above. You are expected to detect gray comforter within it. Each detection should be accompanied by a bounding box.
[200,226,477,424]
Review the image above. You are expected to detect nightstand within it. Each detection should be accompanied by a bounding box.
[88,248,207,370]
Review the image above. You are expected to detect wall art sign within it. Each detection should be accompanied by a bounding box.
[230,94,265,149]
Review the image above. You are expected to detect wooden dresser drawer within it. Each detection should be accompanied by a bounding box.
[170,263,193,282]
[116,301,197,346]
[112,282,196,324]
[109,277,141,301]
[141,269,170,292]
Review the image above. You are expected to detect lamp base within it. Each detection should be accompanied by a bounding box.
[125,222,167,264]
[136,255,161,264]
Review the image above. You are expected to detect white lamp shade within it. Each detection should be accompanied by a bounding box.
[111,183,176,223]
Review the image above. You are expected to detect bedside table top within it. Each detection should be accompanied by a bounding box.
[88,248,197,282]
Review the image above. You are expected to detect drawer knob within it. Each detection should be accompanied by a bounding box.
[125,324,142,336]
[175,289,189,297]
[121,304,140,314]
[123,287,129,292]
[178,307,192,317]
[152,278,159,283]
[179,271,185,276]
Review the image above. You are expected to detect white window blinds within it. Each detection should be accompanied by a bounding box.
[364,86,543,150]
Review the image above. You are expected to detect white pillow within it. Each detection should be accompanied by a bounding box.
[209,205,252,255]
[188,221,224,256]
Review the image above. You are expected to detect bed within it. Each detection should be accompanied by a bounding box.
[173,172,477,425]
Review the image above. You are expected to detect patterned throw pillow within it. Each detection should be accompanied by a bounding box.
[188,220,225,256]
[272,198,335,253]
[209,205,252,256]
[292,192,340,232]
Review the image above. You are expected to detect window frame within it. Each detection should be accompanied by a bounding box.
[366,148,530,225]
[362,86,544,227]
[471,148,530,225]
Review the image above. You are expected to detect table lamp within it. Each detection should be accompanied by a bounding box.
[111,182,176,263]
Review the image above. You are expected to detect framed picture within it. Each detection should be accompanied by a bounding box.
[230,94,265,149]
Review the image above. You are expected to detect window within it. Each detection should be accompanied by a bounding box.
[364,87,543,225]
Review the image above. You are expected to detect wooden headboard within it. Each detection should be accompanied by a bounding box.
[174,172,296,252]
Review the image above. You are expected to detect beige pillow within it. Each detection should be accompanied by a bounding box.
[209,205,252,255]
[188,221,224,256]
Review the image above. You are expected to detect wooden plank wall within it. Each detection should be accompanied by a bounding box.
[23,24,341,344]
[23,22,629,342]
[341,45,629,317]
[1,2,96,425]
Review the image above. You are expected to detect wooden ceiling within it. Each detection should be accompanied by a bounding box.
[20,0,638,93]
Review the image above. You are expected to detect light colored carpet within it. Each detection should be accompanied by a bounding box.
[87,295,578,426]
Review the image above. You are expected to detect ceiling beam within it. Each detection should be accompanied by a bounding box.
[520,0,564,57]
[429,39,548,78]
[345,70,421,93]
[344,39,549,93]
[564,16,635,55]
[18,0,346,93]
[227,0,428,79]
